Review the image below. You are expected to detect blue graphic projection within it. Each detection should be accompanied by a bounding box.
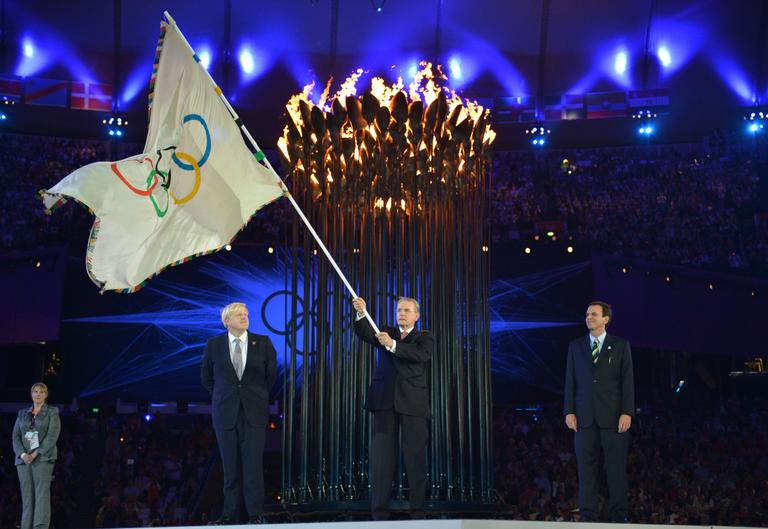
[63,248,590,400]
[68,252,304,397]
[489,261,590,393]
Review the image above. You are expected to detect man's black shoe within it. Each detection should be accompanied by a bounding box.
[248,515,267,524]
[208,517,235,525]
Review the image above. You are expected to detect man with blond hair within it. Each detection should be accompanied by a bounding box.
[201,302,277,525]
[352,296,433,520]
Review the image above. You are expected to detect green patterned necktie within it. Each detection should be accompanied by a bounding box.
[591,338,600,364]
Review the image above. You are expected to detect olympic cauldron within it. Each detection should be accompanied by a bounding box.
[277,64,496,505]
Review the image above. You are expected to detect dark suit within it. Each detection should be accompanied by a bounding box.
[563,333,634,521]
[353,317,433,519]
[201,331,277,520]
[12,404,60,529]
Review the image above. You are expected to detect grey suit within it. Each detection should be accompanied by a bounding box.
[12,404,61,529]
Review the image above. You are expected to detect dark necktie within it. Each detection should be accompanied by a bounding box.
[591,338,600,364]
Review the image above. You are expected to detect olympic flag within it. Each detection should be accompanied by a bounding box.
[40,18,285,292]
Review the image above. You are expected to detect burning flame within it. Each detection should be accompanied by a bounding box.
[408,62,444,105]
[333,68,365,107]
[279,62,495,214]
[370,76,404,108]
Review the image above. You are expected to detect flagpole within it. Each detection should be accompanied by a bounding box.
[162,11,380,335]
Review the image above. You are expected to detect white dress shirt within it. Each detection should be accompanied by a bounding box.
[590,331,607,354]
[355,312,413,353]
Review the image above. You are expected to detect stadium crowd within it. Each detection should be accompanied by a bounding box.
[0,409,215,528]
[493,394,768,525]
[490,146,766,272]
[2,132,766,273]
[2,393,766,526]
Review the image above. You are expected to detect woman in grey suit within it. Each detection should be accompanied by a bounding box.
[12,382,61,529]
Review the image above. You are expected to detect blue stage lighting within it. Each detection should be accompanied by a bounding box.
[657,46,672,67]
[633,110,657,138]
[0,113,6,121]
[103,114,128,139]
[407,61,419,80]
[449,56,462,80]
[614,51,628,75]
[744,109,767,134]
[16,34,50,77]
[144,413,153,422]
[239,49,255,74]
[526,123,550,148]
[121,64,151,107]
[371,0,386,12]
[22,38,35,58]
[198,50,211,71]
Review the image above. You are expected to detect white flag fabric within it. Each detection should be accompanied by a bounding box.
[41,19,284,292]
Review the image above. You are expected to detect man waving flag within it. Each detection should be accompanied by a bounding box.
[41,15,285,293]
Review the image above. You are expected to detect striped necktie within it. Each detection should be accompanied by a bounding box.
[591,338,600,364]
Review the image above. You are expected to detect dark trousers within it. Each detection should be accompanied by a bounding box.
[575,424,629,521]
[370,409,428,520]
[17,460,54,529]
[214,405,266,519]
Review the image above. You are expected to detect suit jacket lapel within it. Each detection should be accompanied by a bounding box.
[582,336,593,364]
[398,324,424,342]
[602,335,614,364]
[221,333,239,380]
[243,332,260,373]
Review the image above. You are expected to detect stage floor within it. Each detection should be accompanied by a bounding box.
[100,520,741,529]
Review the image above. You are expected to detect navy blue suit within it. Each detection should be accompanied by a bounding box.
[564,334,634,521]
[201,331,277,520]
[354,318,432,519]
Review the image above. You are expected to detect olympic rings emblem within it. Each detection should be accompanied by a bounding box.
[111,113,211,218]
[172,114,211,171]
